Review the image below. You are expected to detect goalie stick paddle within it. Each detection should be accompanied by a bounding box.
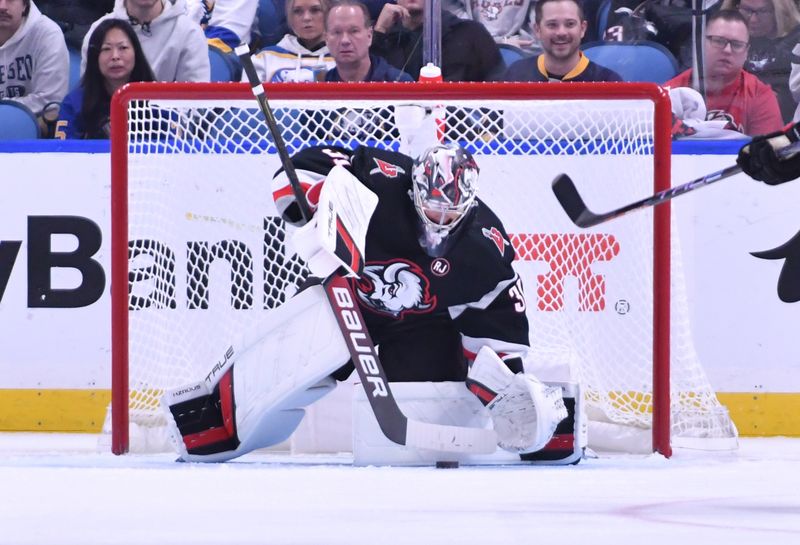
[553,140,800,228]
[235,46,497,454]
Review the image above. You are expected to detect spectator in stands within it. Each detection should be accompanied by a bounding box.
[324,0,412,81]
[56,19,155,139]
[666,9,782,136]
[0,0,69,117]
[187,0,259,50]
[456,0,540,54]
[37,0,115,49]
[56,18,154,138]
[602,0,708,71]
[370,0,503,81]
[81,0,210,82]
[503,0,622,82]
[248,0,335,82]
[721,0,800,123]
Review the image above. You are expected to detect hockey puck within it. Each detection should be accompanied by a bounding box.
[435,461,459,469]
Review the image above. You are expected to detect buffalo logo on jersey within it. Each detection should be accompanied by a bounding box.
[355,261,437,318]
[370,158,406,178]
[752,228,800,303]
[482,227,509,255]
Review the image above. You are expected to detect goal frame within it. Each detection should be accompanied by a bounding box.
[110,82,673,457]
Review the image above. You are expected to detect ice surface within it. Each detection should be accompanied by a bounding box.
[0,434,798,545]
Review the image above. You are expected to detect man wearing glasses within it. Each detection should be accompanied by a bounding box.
[721,0,800,123]
[666,9,782,136]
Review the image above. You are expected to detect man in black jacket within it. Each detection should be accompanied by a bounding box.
[325,0,413,81]
[503,0,622,82]
[370,0,504,81]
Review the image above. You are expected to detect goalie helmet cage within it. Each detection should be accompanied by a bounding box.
[110,82,737,458]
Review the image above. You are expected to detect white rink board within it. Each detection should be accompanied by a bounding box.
[0,152,798,392]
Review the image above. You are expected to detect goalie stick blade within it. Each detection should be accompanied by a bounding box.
[551,174,603,228]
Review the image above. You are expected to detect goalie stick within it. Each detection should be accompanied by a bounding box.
[552,141,800,228]
[235,45,497,454]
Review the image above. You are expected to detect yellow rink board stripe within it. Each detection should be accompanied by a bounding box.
[0,390,798,436]
[0,390,110,432]
[716,393,800,437]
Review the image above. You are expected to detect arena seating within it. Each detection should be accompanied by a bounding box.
[0,101,40,140]
[581,40,679,83]
[209,45,243,82]
[497,43,529,69]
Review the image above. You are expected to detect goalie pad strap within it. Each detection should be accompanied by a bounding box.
[466,382,497,406]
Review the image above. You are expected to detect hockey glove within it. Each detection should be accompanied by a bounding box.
[737,123,800,185]
[291,165,377,278]
[466,346,568,454]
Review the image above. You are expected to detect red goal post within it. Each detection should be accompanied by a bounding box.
[109,82,734,458]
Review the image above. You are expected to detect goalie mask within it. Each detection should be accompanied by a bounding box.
[411,144,479,256]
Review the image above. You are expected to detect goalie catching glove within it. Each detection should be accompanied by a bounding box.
[737,123,800,185]
[466,346,568,454]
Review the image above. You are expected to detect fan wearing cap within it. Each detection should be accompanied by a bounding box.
[271,143,584,463]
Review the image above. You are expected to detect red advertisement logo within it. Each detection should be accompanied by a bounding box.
[511,233,620,311]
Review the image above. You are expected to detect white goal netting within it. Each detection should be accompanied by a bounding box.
[109,83,738,455]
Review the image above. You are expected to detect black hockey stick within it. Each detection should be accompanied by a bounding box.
[553,140,800,228]
[235,46,497,454]
[552,165,740,228]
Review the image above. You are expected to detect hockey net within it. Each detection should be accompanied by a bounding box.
[109,82,737,456]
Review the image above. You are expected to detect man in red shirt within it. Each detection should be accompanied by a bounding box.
[666,9,782,136]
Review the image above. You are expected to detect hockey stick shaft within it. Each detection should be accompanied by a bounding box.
[235,46,497,454]
[553,140,800,228]
[236,46,311,222]
[552,165,741,228]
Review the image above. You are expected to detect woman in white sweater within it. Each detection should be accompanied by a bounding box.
[247,0,335,82]
[81,0,210,82]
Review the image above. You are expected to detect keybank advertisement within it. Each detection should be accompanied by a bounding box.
[0,152,798,393]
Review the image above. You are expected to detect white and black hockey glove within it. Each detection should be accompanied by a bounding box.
[466,346,568,455]
[737,123,800,186]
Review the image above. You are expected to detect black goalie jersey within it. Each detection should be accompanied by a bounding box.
[273,145,531,381]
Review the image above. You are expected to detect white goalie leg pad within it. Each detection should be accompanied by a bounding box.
[466,346,568,454]
[291,165,378,279]
[162,284,349,462]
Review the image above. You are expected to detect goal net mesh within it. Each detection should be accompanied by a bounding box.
[111,85,738,454]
